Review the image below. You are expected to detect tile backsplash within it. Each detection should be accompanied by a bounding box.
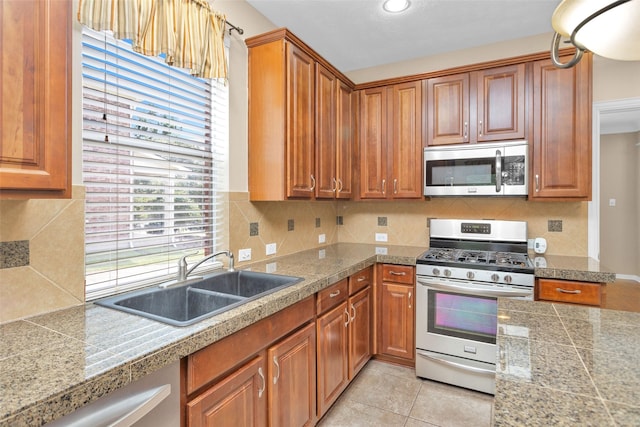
[1,190,587,324]
[0,187,85,323]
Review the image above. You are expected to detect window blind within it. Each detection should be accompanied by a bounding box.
[82,27,228,300]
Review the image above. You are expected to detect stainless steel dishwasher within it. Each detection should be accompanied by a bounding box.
[45,360,180,427]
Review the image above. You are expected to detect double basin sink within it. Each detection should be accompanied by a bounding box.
[95,270,303,326]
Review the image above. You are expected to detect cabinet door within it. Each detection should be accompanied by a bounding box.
[187,356,267,427]
[426,74,470,146]
[531,54,592,200]
[335,81,354,199]
[286,43,315,198]
[348,286,371,379]
[359,87,388,198]
[390,81,423,198]
[378,282,414,361]
[316,302,349,417]
[0,0,71,198]
[268,323,316,427]
[475,64,526,142]
[315,63,337,199]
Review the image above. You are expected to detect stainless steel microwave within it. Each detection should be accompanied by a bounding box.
[423,141,528,196]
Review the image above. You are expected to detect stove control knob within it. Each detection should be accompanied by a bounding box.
[466,271,475,280]
[504,275,513,284]
[432,268,440,276]
[491,274,500,282]
[444,269,452,277]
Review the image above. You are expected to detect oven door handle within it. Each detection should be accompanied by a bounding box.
[416,278,532,298]
[416,350,495,377]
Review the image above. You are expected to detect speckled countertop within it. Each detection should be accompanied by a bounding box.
[0,243,618,426]
[494,299,640,426]
[532,254,616,283]
[0,243,424,426]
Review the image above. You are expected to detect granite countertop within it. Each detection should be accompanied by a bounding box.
[0,243,618,426]
[0,243,425,426]
[494,299,640,426]
[532,254,616,283]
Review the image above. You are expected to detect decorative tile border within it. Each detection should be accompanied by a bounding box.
[0,241,29,269]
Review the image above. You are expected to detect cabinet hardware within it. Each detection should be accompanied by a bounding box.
[337,178,343,193]
[556,288,581,294]
[479,120,483,137]
[408,291,412,309]
[332,178,337,193]
[535,174,540,192]
[344,307,350,327]
[393,179,398,194]
[310,174,316,191]
[464,121,468,140]
[273,356,280,384]
[329,290,341,298]
[350,304,356,322]
[258,367,265,397]
[389,271,406,276]
[357,276,366,282]
[382,179,386,195]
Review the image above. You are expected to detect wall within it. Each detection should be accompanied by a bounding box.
[2,0,639,323]
[599,132,640,277]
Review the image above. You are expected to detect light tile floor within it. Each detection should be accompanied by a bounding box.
[318,360,494,427]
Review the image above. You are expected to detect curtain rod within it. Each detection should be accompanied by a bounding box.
[226,20,244,35]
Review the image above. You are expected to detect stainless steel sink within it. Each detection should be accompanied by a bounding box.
[95,271,303,326]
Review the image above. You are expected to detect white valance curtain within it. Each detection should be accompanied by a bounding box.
[77,0,227,79]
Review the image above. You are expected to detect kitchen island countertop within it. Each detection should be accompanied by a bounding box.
[0,243,622,426]
[494,299,640,426]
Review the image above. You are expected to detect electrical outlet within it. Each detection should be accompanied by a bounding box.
[375,233,388,242]
[375,246,388,255]
[266,243,277,255]
[318,249,326,259]
[318,233,326,243]
[238,248,251,261]
[266,262,277,273]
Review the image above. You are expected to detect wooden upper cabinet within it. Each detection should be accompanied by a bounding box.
[359,87,387,199]
[286,43,316,198]
[425,64,525,146]
[0,0,72,199]
[335,81,354,199]
[425,74,470,145]
[530,54,592,200]
[247,29,354,201]
[475,64,526,142]
[315,64,354,199]
[359,82,422,199]
[390,81,423,198]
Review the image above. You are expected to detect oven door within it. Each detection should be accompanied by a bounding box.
[423,140,528,196]
[415,276,532,364]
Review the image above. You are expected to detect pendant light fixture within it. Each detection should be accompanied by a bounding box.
[551,0,640,68]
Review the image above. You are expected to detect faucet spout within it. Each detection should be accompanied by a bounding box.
[181,250,234,281]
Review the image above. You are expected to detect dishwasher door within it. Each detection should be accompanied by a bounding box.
[45,360,180,427]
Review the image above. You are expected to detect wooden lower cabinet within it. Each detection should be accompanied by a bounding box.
[316,268,373,418]
[535,278,604,306]
[376,264,415,364]
[187,356,267,427]
[268,323,316,426]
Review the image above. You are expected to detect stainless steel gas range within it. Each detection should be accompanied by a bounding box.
[415,219,534,395]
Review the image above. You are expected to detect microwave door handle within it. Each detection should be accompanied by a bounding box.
[495,149,502,193]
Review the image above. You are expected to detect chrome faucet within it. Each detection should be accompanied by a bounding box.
[177,250,235,281]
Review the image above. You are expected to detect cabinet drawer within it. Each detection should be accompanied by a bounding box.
[536,279,603,306]
[381,264,414,284]
[349,267,372,295]
[317,279,348,314]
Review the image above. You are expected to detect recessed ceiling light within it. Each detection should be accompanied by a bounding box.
[383,0,410,13]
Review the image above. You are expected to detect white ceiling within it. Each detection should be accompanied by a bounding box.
[246,0,561,72]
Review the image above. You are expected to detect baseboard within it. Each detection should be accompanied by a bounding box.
[616,274,640,283]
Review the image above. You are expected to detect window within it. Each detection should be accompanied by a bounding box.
[81,27,228,300]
